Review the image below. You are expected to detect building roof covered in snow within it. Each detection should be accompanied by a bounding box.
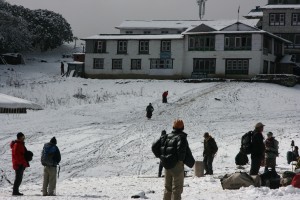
[261,4,300,9]
[82,34,183,40]
[0,93,43,111]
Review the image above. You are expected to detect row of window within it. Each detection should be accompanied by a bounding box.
[93,58,174,70]
[125,30,182,34]
[94,40,171,54]
[93,58,250,75]
[269,13,300,26]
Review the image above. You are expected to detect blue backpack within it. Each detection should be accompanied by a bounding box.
[41,144,57,166]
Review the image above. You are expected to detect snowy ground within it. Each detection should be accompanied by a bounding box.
[1,44,300,199]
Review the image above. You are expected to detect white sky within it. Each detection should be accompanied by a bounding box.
[5,0,267,38]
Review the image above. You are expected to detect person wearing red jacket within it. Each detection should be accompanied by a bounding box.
[162,91,168,103]
[10,132,29,196]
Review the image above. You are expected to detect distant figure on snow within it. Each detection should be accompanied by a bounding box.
[60,62,64,75]
[146,103,154,119]
[162,91,168,103]
[41,137,61,196]
[203,132,218,175]
[293,146,299,160]
[264,132,279,172]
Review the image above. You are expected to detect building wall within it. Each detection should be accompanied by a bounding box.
[85,39,185,78]
[262,8,300,33]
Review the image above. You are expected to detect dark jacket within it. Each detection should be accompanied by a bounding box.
[41,143,61,166]
[203,136,218,156]
[251,131,265,157]
[10,140,29,170]
[159,130,194,169]
[146,105,154,113]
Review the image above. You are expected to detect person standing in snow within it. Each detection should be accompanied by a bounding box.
[158,130,167,177]
[162,91,168,103]
[264,132,279,172]
[250,122,266,175]
[152,119,195,200]
[10,132,29,196]
[203,132,218,175]
[41,137,61,196]
[60,62,64,75]
[146,103,154,119]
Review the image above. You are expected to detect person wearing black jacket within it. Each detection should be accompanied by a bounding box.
[203,132,218,175]
[41,137,61,196]
[250,122,266,175]
[152,119,194,200]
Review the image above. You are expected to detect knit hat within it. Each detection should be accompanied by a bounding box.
[17,132,24,139]
[173,119,184,130]
[50,137,57,145]
[267,132,273,136]
[204,132,210,138]
[255,122,265,129]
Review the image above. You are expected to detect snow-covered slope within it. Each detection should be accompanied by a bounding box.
[0,44,300,199]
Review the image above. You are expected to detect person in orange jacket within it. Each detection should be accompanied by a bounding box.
[10,132,29,196]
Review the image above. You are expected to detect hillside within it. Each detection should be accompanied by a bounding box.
[1,44,300,199]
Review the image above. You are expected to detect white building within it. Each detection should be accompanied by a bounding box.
[82,19,291,79]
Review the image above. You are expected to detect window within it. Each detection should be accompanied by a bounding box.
[117,40,127,54]
[94,40,106,53]
[139,40,149,54]
[224,34,251,50]
[161,30,169,34]
[112,59,122,69]
[263,35,272,54]
[295,34,300,45]
[93,58,104,69]
[274,40,283,56]
[161,40,171,52]
[292,13,300,26]
[188,35,215,51]
[150,59,173,69]
[144,31,151,34]
[270,62,275,74]
[126,31,133,34]
[263,60,269,74]
[193,58,216,74]
[270,13,285,26]
[131,59,142,70]
[226,59,249,75]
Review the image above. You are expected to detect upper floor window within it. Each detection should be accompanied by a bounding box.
[94,40,106,53]
[224,34,251,50]
[112,59,122,69]
[117,40,127,54]
[126,31,133,34]
[139,40,149,54]
[161,30,169,34]
[292,13,300,26]
[270,13,285,26]
[189,35,215,51]
[161,40,171,52]
[144,31,151,34]
[93,58,104,69]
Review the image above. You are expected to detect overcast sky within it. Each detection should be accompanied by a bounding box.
[6,0,267,38]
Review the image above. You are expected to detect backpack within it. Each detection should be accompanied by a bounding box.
[287,151,294,164]
[24,150,33,162]
[240,131,253,154]
[151,135,167,158]
[235,151,249,166]
[41,144,57,166]
[291,173,300,188]
[260,170,280,189]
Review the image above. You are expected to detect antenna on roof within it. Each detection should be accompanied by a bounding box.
[237,5,240,22]
[197,0,207,20]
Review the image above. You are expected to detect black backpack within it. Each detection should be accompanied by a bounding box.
[241,131,253,154]
[235,151,249,166]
